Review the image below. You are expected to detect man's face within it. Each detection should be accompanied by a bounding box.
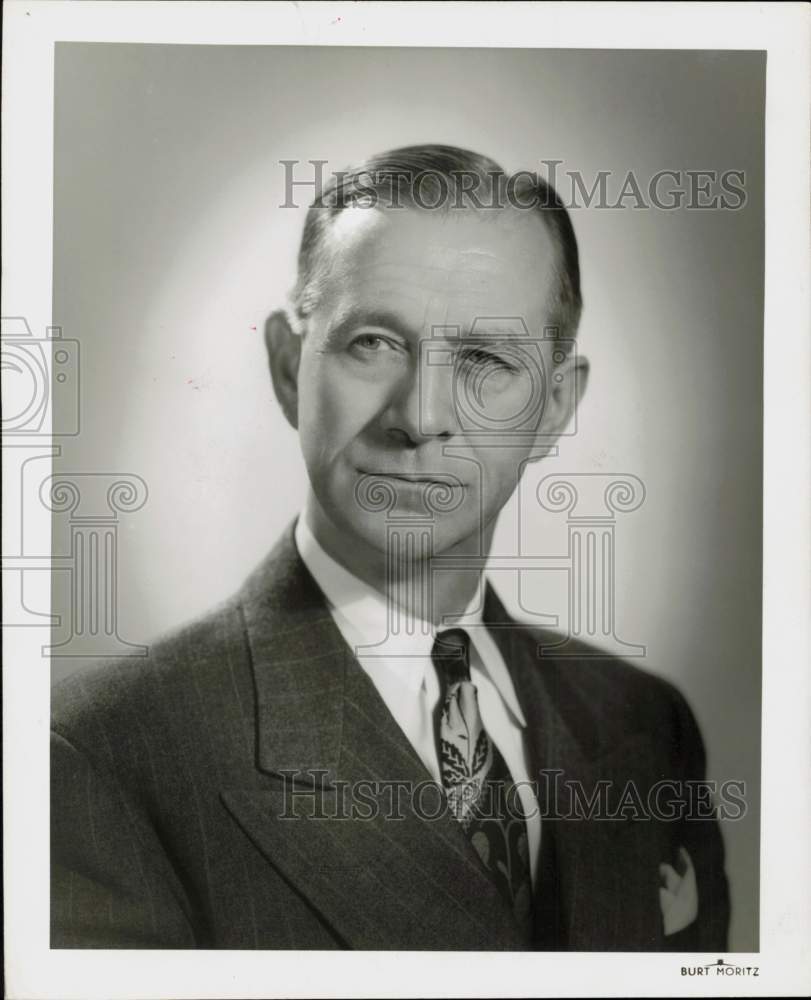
[292,205,574,559]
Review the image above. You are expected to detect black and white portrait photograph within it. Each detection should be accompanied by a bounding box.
[3,3,809,998]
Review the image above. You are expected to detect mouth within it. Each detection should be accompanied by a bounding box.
[357,470,465,488]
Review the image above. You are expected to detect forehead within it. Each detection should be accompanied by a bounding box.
[313,205,558,332]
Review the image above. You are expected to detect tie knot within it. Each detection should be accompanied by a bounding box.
[431,629,472,687]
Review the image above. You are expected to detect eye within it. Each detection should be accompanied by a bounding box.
[353,333,390,351]
[347,332,404,361]
[458,347,519,374]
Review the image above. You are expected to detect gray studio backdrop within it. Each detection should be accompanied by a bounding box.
[51,44,764,951]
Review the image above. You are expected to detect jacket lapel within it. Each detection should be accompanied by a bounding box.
[484,587,664,950]
[222,529,527,950]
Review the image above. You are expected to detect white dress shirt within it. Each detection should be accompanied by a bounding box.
[294,515,541,884]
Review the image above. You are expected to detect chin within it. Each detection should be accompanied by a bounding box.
[346,506,477,561]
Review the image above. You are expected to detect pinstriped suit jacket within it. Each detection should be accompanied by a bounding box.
[51,525,730,950]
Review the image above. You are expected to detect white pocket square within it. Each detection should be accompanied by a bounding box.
[659,846,699,936]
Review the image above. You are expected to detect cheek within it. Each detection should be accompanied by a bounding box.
[296,356,384,462]
[472,448,529,511]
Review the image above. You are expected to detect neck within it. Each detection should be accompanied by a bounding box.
[303,490,495,626]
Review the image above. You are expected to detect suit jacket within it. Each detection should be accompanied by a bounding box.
[51,526,730,950]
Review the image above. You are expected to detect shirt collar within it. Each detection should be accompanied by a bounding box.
[294,512,526,725]
[295,511,439,658]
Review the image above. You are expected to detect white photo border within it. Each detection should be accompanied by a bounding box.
[3,2,809,997]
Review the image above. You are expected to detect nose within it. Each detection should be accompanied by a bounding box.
[380,352,458,445]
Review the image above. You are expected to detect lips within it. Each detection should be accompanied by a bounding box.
[358,470,464,487]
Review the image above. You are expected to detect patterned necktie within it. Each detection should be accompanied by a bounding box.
[432,628,532,932]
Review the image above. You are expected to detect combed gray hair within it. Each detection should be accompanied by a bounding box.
[291,144,583,344]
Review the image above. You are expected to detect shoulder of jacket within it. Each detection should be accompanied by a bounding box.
[515,624,697,736]
[51,596,246,739]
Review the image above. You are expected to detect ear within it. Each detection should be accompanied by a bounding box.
[536,350,589,446]
[264,309,302,430]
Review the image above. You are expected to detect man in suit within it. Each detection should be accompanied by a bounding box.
[51,145,730,950]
